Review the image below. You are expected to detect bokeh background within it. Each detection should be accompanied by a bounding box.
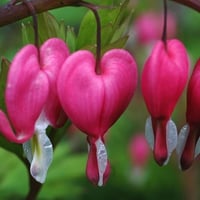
[0,0,200,199]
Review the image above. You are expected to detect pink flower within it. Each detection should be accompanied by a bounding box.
[129,134,150,167]
[41,38,70,127]
[57,49,138,186]
[0,38,69,183]
[141,39,189,166]
[0,44,49,143]
[177,59,200,170]
[129,133,150,184]
[134,12,177,45]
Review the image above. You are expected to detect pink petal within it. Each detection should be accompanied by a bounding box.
[178,59,200,170]
[40,38,70,127]
[5,45,49,142]
[141,39,189,165]
[142,39,189,118]
[57,49,137,138]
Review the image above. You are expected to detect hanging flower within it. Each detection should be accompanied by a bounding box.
[0,38,69,183]
[177,59,200,170]
[141,39,189,166]
[57,49,138,186]
[129,133,150,185]
[134,11,177,45]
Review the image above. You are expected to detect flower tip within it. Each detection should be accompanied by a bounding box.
[86,138,111,186]
[180,157,193,171]
[153,150,168,166]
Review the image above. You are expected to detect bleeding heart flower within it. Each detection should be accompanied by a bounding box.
[129,134,150,168]
[0,38,69,183]
[41,38,70,127]
[141,39,189,166]
[0,44,49,143]
[129,133,150,185]
[57,49,138,186]
[22,38,70,183]
[134,11,177,45]
[177,59,200,170]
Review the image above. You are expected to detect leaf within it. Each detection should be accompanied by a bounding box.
[21,12,68,45]
[101,35,129,54]
[47,120,72,148]
[21,22,34,45]
[0,57,10,112]
[66,26,76,52]
[76,0,133,52]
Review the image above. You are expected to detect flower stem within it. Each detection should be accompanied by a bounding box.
[23,0,39,49]
[23,160,42,200]
[26,175,42,200]
[162,0,167,46]
[78,1,102,74]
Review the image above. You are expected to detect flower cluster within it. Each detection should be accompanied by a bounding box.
[0,37,138,185]
[1,1,200,189]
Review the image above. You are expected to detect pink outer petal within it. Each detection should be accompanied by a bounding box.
[180,59,200,170]
[141,39,189,119]
[186,59,200,124]
[0,110,31,143]
[57,49,137,138]
[180,125,198,170]
[40,38,70,127]
[5,45,49,142]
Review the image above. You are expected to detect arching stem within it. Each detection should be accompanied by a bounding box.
[23,0,39,50]
[162,0,167,47]
[78,1,102,74]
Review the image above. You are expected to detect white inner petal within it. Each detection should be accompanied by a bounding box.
[23,114,53,183]
[95,138,108,187]
[145,117,154,150]
[195,137,200,158]
[176,124,190,167]
[164,119,177,165]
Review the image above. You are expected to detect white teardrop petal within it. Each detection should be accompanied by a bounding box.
[145,117,154,150]
[164,119,178,165]
[23,140,33,163]
[95,138,108,187]
[30,131,53,183]
[195,137,200,158]
[176,124,190,164]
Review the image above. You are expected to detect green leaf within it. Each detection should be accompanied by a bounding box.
[21,22,34,45]
[66,26,76,52]
[102,35,129,54]
[0,57,10,112]
[0,135,23,161]
[21,12,68,45]
[76,0,133,53]
[47,120,72,148]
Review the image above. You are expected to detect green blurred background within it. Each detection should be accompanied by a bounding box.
[0,0,200,199]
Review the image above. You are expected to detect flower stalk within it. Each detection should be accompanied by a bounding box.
[78,1,102,73]
[1,0,199,27]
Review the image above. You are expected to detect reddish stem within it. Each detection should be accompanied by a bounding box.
[0,0,200,27]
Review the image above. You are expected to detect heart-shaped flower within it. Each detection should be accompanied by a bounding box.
[22,38,70,183]
[0,38,70,183]
[0,44,49,143]
[41,38,70,127]
[141,39,189,166]
[177,59,200,170]
[57,49,138,186]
